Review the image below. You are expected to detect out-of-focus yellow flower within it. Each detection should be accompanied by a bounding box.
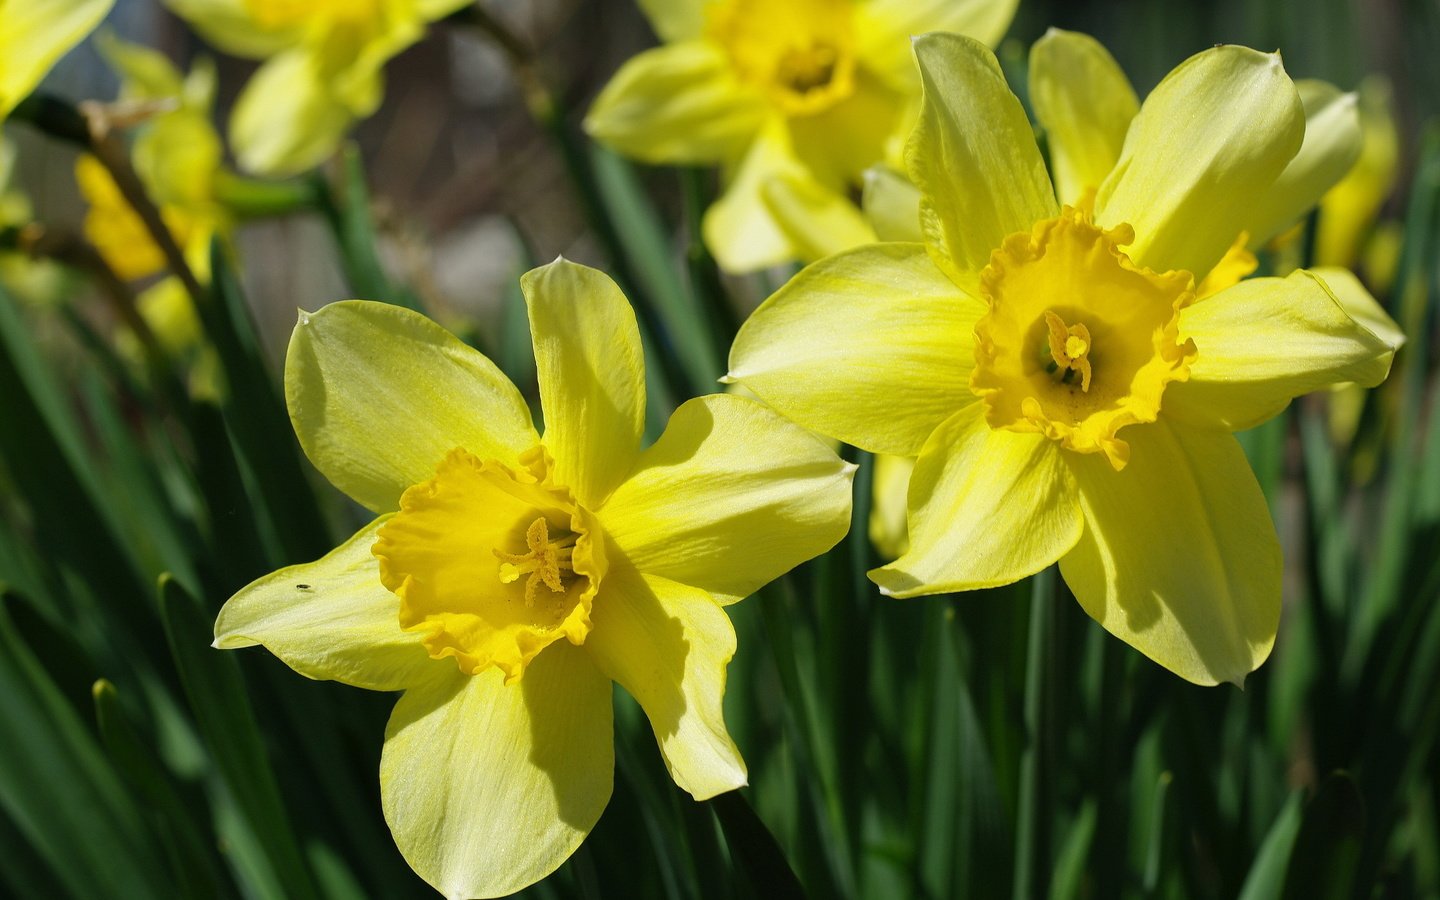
[585,0,1017,272]
[868,453,913,560]
[1317,76,1400,271]
[213,259,853,897]
[162,0,468,176]
[0,0,114,119]
[729,34,1403,686]
[75,35,226,283]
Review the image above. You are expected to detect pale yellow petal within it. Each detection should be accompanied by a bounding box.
[854,0,1018,89]
[214,517,438,692]
[1311,266,1405,349]
[382,645,612,899]
[599,395,854,606]
[1028,29,1138,207]
[726,242,984,455]
[861,165,923,242]
[159,0,300,58]
[868,454,915,560]
[1060,420,1280,686]
[906,33,1057,280]
[0,0,115,119]
[703,119,805,272]
[1167,270,1398,430]
[637,0,710,42]
[522,258,645,509]
[585,41,768,165]
[761,170,876,262]
[285,301,537,513]
[1241,80,1362,248]
[1095,45,1304,278]
[872,405,1082,597]
[1318,76,1400,268]
[230,49,361,176]
[584,565,744,799]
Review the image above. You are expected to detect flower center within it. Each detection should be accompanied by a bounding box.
[970,208,1197,470]
[707,0,856,116]
[493,517,577,604]
[1044,310,1093,391]
[373,446,605,684]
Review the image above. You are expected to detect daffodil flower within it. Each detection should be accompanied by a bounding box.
[727,33,1403,686]
[585,0,1017,273]
[161,0,468,176]
[213,259,853,897]
[0,0,113,120]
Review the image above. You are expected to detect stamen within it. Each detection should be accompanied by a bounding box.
[492,517,576,606]
[1043,310,1093,393]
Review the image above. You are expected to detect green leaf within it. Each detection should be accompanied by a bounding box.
[158,574,321,900]
[1280,772,1364,900]
[0,589,173,899]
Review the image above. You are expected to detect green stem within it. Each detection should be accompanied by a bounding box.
[1012,566,1055,900]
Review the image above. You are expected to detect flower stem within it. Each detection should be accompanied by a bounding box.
[1012,565,1056,900]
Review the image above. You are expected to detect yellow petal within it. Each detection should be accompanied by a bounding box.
[214,517,438,692]
[95,30,185,101]
[854,0,1018,89]
[586,41,767,165]
[906,33,1056,280]
[637,0,708,42]
[871,405,1082,597]
[726,242,984,455]
[0,0,114,119]
[382,645,612,899]
[1241,80,1362,248]
[1060,420,1280,686]
[867,454,915,560]
[158,0,300,59]
[1028,29,1138,207]
[789,67,909,184]
[522,259,645,509]
[703,119,806,272]
[861,165,923,242]
[584,565,745,799]
[761,169,876,262]
[285,300,537,513]
[1167,270,1398,431]
[599,395,854,606]
[230,49,361,175]
[1311,266,1405,349]
[1318,76,1400,269]
[1095,46,1303,278]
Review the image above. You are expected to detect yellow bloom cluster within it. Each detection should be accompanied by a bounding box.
[9,2,1401,896]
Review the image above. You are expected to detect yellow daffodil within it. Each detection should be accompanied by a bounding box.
[213,259,853,897]
[161,0,468,176]
[0,0,114,120]
[585,0,1017,273]
[727,33,1403,686]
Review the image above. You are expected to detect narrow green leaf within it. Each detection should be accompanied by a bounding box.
[158,573,321,900]
[0,590,173,899]
[1280,772,1364,900]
